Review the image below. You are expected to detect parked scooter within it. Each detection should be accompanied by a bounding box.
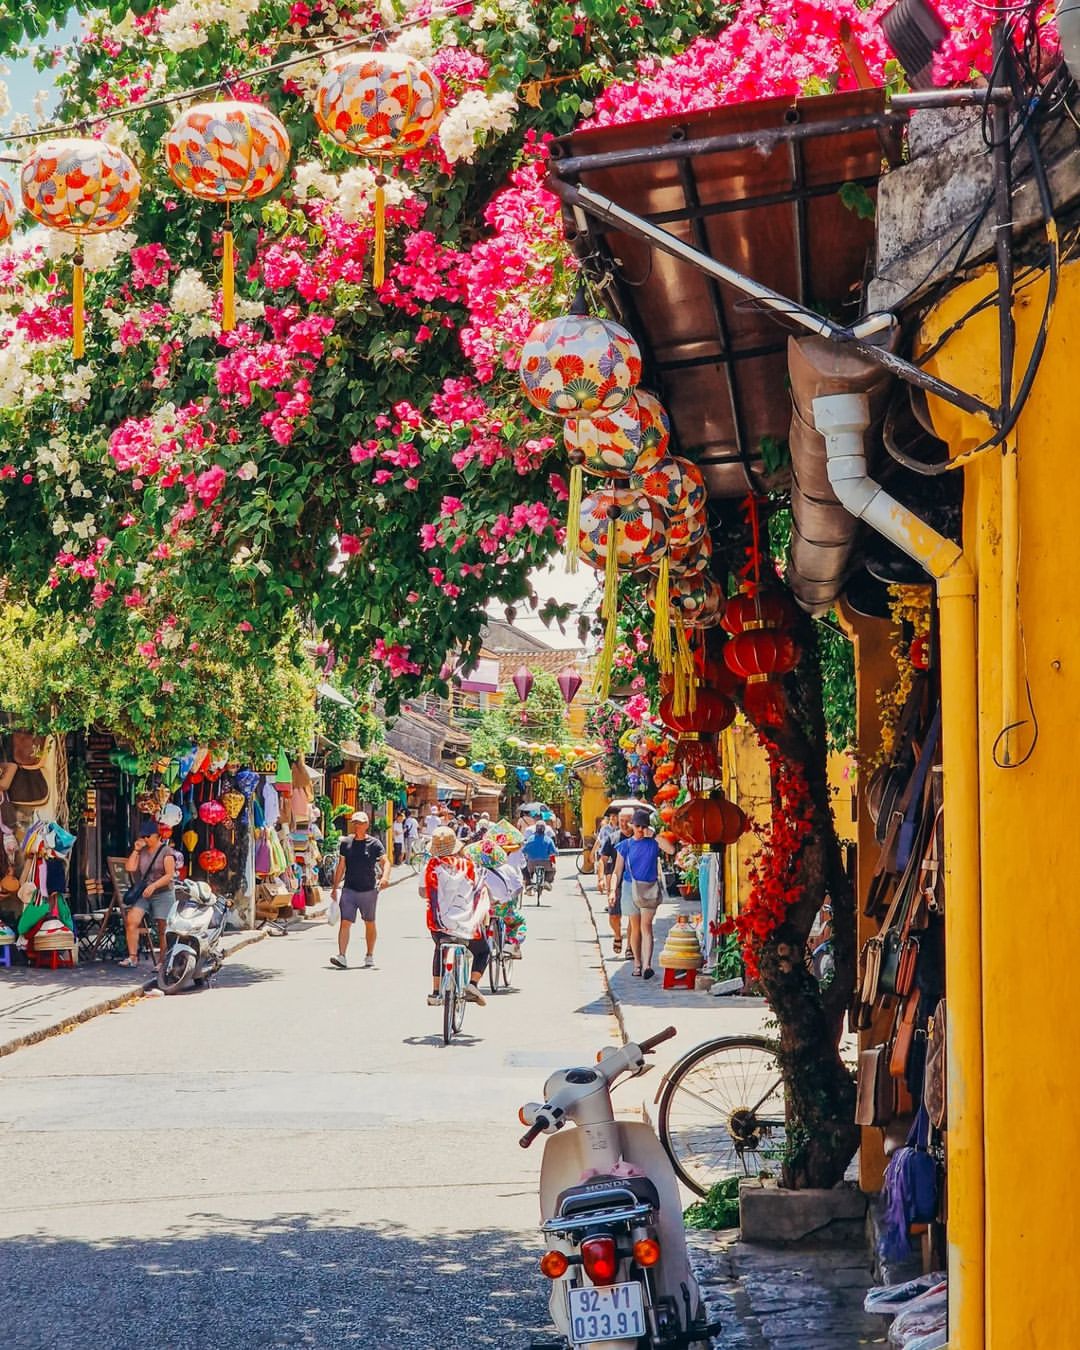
[158,881,231,994]
[520,1027,719,1350]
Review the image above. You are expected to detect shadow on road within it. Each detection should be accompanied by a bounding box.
[0,1212,552,1350]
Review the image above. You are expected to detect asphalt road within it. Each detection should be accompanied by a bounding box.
[0,868,620,1350]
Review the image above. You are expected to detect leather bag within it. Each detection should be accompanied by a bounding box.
[11,732,47,768]
[890,990,921,1079]
[855,1046,895,1128]
[9,766,49,809]
[923,998,947,1131]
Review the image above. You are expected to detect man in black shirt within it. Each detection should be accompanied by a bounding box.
[330,811,391,970]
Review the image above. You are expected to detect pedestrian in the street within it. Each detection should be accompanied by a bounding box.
[423,803,442,838]
[421,826,488,1007]
[392,811,404,865]
[598,807,634,957]
[611,809,675,979]
[120,818,181,967]
[330,811,391,970]
[593,806,620,896]
[402,809,419,862]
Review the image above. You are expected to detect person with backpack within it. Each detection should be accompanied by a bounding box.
[330,811,391,970]
[421,826,489,1007]
[610,809,675,979]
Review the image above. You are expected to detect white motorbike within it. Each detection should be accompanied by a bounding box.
[157,881,231,995]
[520,1028,719,1350]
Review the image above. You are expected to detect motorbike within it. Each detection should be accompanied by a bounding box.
[520,1027,720,1350]
[157,881,231,994]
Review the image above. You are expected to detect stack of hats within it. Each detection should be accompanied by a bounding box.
[657,916,704,973]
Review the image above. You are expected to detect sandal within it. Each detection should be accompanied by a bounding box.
[632,965,642,977]
[643,967,655,981]
[613,939,623,956]
[117,956,138,968]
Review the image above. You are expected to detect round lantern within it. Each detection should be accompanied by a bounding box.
[668,531,713,577]
[198,799,227,826]
[164,101,290,331]
[649,572,724,628]
[315,53,442,286]
[658,690,735,737]
[454,756,467,768]
[20,137,141,358]
[671,792,747,847]
[721,585,794,636]
[520,315,641,419]
[0,180,14,245]
[578,488,668,575]
[724,628,801,724]
[198,847,228,874]
[632,453,707,548]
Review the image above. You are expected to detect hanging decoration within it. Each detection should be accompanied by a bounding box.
[0,180,14,244]
[520,315,641,419]
[631,452,707,549]
[512,666,534,703]
[314,52,443,287]
[670,790,748,848]
[564,389,669,478]
[20,137,141,359]
[557,667,583,705]
[164,101,290,331]
[198,847,228,874]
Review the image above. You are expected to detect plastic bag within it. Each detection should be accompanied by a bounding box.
[888,1284,947,1347]
[328,896,341,925]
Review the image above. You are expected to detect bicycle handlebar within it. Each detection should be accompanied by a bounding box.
[638,1026,678,1054]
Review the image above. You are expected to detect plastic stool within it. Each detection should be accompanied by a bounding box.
[0,944,11,967]
[662,966,697,991]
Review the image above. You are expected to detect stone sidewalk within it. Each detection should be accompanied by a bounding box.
[578,878,882,1350]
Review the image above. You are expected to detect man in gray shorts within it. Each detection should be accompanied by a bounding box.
[330,811,391,969]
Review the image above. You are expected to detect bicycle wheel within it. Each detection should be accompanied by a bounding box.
[453,984,467,1034]
[442,985,455,1046]
[499,944,514,989]
[488,923,501,994]
[658,1035,788,1197]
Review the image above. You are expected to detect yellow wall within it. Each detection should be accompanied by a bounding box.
[919,261,1080,1349]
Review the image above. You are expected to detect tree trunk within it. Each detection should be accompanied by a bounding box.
[747,613,859,1189]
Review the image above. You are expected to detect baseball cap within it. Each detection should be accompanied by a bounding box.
[350,811,369,823]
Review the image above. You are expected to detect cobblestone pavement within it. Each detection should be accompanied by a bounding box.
[689,1230,886,1349]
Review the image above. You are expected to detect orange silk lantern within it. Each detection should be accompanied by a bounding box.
[671,792,747,847]
[315,53,443,287]
[20,137,141,358]
[164,101,290,331]
[653,782,680,804]
[0,180,14,244]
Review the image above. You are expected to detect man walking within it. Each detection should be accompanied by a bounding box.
[330,811,391,969]
[598,807,635,956]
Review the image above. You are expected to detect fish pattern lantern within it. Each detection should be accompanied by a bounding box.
[315,53,443,286]
[20,137,141,358]
[164,101,290,331]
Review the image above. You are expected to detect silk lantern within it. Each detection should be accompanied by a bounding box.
[315,52,442,287]
[512,666,534,703]
[724,628,801,724]
[520,315,641,419]
[671,792,747,847]
[20,137,141,358]
[721,585,793,636]
[164,101,290,331]
[557,667,583,705]
[198,847,228,874]
[0,180,14,244]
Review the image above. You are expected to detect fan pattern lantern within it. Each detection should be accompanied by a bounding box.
[651,572,724,628]
[0,180,14,244]
[520,316,642,419]
[314,53,443,286]
[564,389,670,477]
[165,101,290,331]
[578,489,668,575]
[20,138,141,359]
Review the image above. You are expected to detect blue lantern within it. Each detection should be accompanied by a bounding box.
[470,761,486,774]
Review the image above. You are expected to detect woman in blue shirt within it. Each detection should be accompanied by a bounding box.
[522,823,557,889]
[611,809,675,978]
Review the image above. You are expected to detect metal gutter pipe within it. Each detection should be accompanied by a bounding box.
[814,392,985,1350]
[1057,0,1080,85]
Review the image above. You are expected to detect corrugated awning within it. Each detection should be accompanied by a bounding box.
[548,89,904,499]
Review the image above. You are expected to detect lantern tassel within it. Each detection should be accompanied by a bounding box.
[373,173,387,288]
[675,616,697,712]
[222,223,236,333]
[652,554,672,673]
[565,462,583,574]
[593,516,621,702]
[72,249,85,360]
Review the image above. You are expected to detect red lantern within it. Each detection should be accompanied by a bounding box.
[721,586,793,636]
[910,635,930,671]
[198,848,227,874]
[658,690,735,736]
[671,792,747,847]
[512,666,534,702]
[557,667,583,704]
[723,630,800,680]
[198,799,227,825]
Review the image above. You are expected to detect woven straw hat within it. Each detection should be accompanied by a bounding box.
[430,827,461,858]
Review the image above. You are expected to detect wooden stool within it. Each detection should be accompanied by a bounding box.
[662,966,697,991]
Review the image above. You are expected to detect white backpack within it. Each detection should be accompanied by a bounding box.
[435,865,489,939]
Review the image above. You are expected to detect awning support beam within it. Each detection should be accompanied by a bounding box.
[555,178,1001,427]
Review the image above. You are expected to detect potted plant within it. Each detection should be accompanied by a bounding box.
[675,845,700,898]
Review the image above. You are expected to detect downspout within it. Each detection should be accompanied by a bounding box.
[813,392,984,1350]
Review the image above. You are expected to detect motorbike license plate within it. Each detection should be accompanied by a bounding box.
[567,1282,646,1344]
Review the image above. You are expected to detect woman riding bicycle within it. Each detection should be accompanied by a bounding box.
[421,827,489,1008]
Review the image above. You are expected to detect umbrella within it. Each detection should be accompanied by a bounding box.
[606,798,652,813]
[519,801,556,819]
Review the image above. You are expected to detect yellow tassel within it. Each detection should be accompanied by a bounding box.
[565,462,583,574]
[373,173,387,288]
[221,225,235,333]
[672,653,688,719]
[72,252,84,360]
[675,616,697,711]
[652,554,672,673]
[593,514,621,701]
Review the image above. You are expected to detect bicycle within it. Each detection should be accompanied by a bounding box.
[486,909,515,993]
[439,940,472,1046]
[526,865,546,907]
[656,1034,789,1196]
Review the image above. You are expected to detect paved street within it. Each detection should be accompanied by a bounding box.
[0,870,621,1350]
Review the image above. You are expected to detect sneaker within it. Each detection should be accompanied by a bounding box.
[330,953,347,969]
[508,945,523,959]
[363,954,375,969]
[464,985,487,1006]
[426,992,441,1006]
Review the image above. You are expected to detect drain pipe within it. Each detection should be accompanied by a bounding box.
[814,392,985,1350]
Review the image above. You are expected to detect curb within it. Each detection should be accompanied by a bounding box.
[577,877,629,1047]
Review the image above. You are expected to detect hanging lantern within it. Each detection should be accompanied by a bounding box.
[198,799,227,826]
[520,315,641,419]
[493,764,507,779]
[724,628,801,724]
[668,531,712,576]
[0,180,14,244]
[557,667,583,704]
[721,584,794,636]
[910,635,931,670]
[20,137,141,359]
[671,791,747,847]
[222,791,245,820]
[512,666,534,702]
[564,390,669,478]
[164,101,290,332]
[181,828,199,855]
[315,53,442,287]
[658,690,735,737]
[454,756,467,768]
[198,847,228,874]
[631,453,707,549]
[470,761,487,774]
